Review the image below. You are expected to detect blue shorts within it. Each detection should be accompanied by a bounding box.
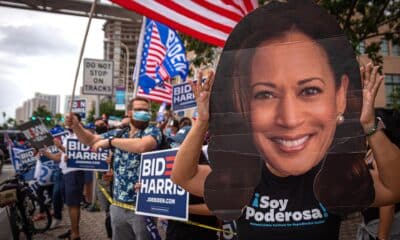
[84,171,93,184]
[64,171,85,206]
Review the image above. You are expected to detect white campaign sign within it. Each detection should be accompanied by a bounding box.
[83,58,113,95]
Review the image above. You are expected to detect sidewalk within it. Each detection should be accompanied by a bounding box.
[31,207,361,240]
[33,207,109,240]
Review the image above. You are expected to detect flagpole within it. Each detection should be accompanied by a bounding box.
[69,0,98,113]
[132,16,147,99]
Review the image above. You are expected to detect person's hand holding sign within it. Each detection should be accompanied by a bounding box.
[65,112,80,129]
[91,139,109,152]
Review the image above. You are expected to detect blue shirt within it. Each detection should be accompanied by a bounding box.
[102,125,162,203]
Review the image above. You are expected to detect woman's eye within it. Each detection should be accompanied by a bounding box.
[253,91,275,99]
[300,87,322,96]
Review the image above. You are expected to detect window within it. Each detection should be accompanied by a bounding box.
[385,74,400,107]
[358,42,366,54]
[392,43,400,56]
[380,40,389,56]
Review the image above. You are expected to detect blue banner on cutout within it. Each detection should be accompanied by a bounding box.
[136,149,189,221]
[66,139,110,171]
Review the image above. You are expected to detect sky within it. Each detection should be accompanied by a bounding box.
[0,6,105,124]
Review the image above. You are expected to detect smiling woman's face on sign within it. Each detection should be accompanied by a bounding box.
[249,31,348,177]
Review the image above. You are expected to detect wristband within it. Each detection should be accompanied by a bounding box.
[108,137,114,148]
[365,117,385,137]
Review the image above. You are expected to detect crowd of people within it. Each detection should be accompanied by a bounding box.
[15,1,400,240]
[33,100,220,240]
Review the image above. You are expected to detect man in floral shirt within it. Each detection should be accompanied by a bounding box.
[66,97,162,240]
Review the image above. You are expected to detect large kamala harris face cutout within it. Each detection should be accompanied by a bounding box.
[205,0,374,221]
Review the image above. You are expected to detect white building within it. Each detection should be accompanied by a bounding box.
[35,92,60,115]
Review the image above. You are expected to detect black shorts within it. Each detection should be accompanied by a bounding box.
[84,171,93,184]
[64,171,85,206]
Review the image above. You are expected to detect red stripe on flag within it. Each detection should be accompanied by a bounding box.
[111,0,239,47]
[243,0,255,13]
[155,0,232,33]
[192,0,243,21]
[166,156,175,162]
[164,170,171,176]
[166,163,174,169]
[222,0,246,16]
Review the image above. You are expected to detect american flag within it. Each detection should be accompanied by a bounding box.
[136,19,188,104]
[143,22,166,82]
[137,82,173,104]
[137,21,172,104]
[111,0,258,47]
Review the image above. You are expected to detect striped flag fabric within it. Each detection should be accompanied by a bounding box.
[110,0,258,47]
[135,18,189,104]
[137,82,173,104]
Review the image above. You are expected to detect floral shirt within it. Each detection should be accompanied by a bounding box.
[102,125,162,203]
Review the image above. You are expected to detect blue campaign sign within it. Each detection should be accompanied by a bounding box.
[36,145,60,185]
[18,149,37,170]
[136,149,189,221]
[66,139,110,171]
[13,148,36,181]
[172,81,196,111]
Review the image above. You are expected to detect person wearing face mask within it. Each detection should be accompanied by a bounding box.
[65,97,162,240]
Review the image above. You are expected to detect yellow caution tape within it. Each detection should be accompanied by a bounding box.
[96,173,236,235]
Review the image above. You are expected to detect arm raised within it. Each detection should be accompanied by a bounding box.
[171,70,214,197]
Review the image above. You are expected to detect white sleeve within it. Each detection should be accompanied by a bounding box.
[34,159,42,179]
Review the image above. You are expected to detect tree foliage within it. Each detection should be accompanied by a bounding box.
[389,86,400,111]
[32,105,54,127]
[180,34,217,69]
[99,101,125,120]
[316,0,400,64]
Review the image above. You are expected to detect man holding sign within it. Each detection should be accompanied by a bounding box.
[66,97,162,240]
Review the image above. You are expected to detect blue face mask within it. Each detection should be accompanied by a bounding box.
[133,111,151,122]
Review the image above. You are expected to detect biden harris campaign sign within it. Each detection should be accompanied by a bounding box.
[19,119,54,149]
[136,149,189,221]
[172,81,196,111]
[66,139,109,171]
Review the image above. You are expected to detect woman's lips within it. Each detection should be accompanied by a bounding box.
[271,135,310,152]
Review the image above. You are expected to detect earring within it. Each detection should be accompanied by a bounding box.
[337,113,344,124]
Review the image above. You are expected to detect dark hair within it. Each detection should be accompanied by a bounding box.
[375,108,400,147]
[130,97,150,107]
[179,117,192,127]
[169,119,179,129]
[205,0,373,220]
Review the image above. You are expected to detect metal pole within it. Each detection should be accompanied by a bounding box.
[96,95,100,117]
[120,42,130,113]
[132,16,147,98]
[69,0,98,113]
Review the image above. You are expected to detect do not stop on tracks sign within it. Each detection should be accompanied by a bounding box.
[83,58,113,95]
